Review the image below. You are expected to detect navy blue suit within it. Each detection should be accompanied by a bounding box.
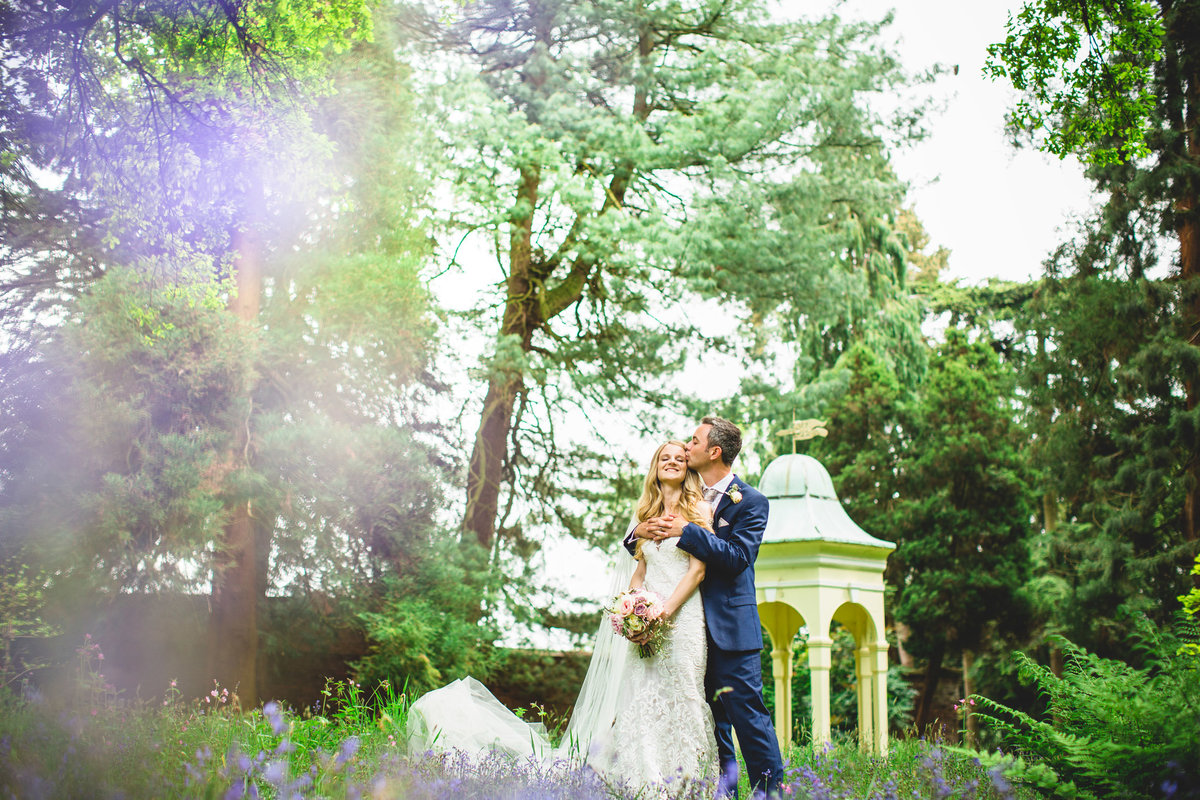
[625,477,784,797]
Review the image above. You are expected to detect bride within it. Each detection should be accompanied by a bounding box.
[408,440,718,790]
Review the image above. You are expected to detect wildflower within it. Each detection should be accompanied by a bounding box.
[263,701,287,736]
[335,736,361,767]
[263,760,287,785]
[988,765,1013,798]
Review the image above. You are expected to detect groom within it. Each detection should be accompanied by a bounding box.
[626,416,784,798]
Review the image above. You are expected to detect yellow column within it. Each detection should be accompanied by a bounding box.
[807,636,833,746]
[872,643,890,754]
[771,642,792,750]
[857,642,874,752]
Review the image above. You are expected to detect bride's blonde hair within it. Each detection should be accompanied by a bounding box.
[633,441,711,559]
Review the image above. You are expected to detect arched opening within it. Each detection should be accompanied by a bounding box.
[831,601,885,751]
[758,601,804,749]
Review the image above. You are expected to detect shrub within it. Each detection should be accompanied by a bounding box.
[974,618,1200,799]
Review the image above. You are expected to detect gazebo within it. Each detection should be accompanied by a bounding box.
[754,453,895,754]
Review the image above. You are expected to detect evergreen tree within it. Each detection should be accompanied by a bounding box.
[893,332,1033,737]
[813,332,1034,735]
[988,0,1200,651]
[402,0,927,561]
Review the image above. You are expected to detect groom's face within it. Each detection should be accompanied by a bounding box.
[686,424,717,469]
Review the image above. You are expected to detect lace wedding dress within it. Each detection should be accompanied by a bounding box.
[607,536,717,788]
[407,537,717,792]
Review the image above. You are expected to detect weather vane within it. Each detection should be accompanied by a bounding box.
[775,416,829,454]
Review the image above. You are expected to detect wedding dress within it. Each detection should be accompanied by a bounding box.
[407,537,717,791]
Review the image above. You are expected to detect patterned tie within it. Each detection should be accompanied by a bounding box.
[703,486,720,505]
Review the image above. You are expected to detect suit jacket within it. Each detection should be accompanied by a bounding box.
[677,475,768,652]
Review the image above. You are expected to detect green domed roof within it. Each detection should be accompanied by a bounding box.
[758,454,894,550]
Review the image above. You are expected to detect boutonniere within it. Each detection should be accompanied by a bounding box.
[728,484,743,504]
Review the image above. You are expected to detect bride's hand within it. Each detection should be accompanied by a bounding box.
[648,603,674,622]
[631,519,657,540]
[628,624,656,645]
[658,514,686,538]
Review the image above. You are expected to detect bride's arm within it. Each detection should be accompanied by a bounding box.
[629,556,647,591]
[655,555,706,619]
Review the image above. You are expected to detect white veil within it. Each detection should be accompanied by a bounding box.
[407,546,637,768]
[556,552,635,764]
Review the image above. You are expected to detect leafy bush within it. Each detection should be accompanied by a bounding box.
[0,556,58,693]
[1180,555,1200,657]
[353,585,502,696]
[975,619,1200,799]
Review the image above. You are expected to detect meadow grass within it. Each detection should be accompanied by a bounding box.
[0,690,1025,799]
[0,645,1026,799]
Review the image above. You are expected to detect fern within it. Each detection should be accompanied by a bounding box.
[974,622,1200,799]
[963,749,1089,799]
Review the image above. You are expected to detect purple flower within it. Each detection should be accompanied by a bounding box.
[335,736,360,767]
[262,701,286,736]
[263,760,287,786]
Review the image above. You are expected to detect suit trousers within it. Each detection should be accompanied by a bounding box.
[705,632,784,798]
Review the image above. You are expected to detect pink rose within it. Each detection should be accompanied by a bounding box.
[617,595,635,615]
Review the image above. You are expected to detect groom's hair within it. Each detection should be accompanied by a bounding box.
[702,415,741,466]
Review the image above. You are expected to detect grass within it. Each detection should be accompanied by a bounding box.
[0,642,1029,799]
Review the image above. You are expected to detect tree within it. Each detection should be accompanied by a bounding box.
[987,0,1200,650]
[404,0,926,562]
[887,332,1033,737]
[806,344,909,535]
[0,2,493,702]
[985,0,1164,166]
[0,0,373,310]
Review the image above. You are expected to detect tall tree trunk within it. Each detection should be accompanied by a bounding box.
[209,192,264,706]
[915,643,943,733]
[463,166,541,549]
[1171,7,1200,545]
[459,5,643,550]
[1181,195,1199,546]
[894,620,915,668]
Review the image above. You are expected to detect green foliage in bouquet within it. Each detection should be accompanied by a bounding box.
[973,618,1200,799]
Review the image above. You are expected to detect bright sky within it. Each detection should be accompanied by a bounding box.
[837,0,1098,283]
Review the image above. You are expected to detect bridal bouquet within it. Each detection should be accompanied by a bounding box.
[607,588,669,658]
